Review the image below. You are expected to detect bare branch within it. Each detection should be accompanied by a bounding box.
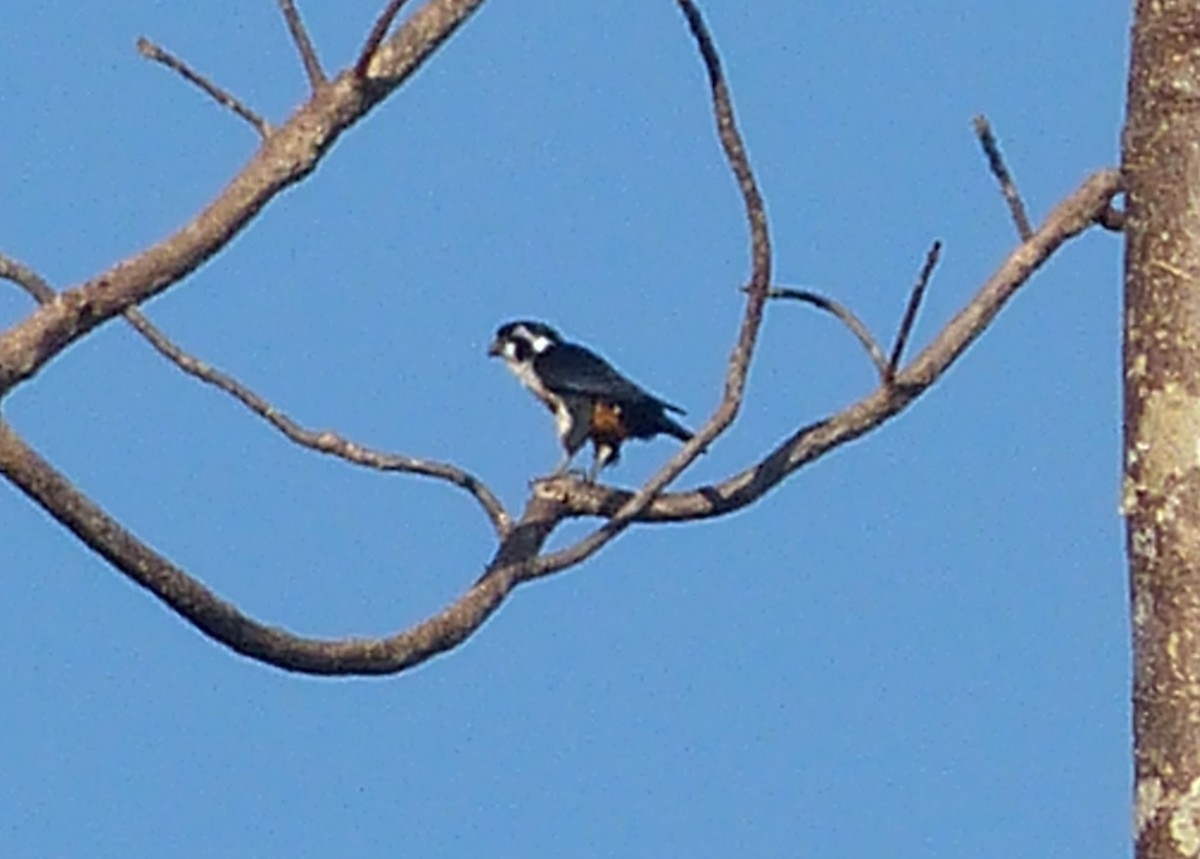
[356,0,413,78]
[0,0,488,399]
[512,0,774,583]
[136,37,271,137]
[764,241,942,384]
[0,253,55,304]
[675,0,772,403]
[887,240,942,377]
[0,0,1121,679]
[276,0,326,90]
[767,286,890,379]
[0,252,510,534]
[123,308,511,537]
[973,115,1032,240]
[0,414,553,675]
[0,170,1119,677]
[552,170,1122,526]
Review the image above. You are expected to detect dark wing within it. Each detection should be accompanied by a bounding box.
[534,343,684,413]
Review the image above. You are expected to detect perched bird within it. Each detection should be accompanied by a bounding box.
[488,320,693,481]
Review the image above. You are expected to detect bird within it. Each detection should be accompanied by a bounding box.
[488,320,693,481]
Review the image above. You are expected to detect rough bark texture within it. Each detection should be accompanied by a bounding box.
[1123,3,1200,856]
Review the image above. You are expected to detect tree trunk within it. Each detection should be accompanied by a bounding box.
[1124,3,1200,857]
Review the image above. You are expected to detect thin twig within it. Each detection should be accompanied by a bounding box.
[122,308,511,537]
[973,115,1032,240]
[518,0,774,581]
[767,286,889,379]
[0,251,506,531]
[0,253,55,304]
[136,37,271,138]
[356,0,413,78]
[887,240,942,377]
[276,0,326,90]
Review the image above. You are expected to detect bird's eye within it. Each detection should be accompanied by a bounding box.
[512,339,531,361]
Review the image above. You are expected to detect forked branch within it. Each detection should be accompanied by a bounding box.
[123,310,511,536]
[0,252,511,537]
[551,170,1120,525]
[0,167,1120,675]
[0,0,777,673]
[0,0,1122,677]
[0,0,488,398]
[765,238,941,384]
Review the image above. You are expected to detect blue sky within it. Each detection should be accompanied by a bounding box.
[1,1,1129,856]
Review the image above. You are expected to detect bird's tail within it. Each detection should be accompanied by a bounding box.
[659,414,694,443]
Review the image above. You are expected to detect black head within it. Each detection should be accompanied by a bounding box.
[488,320,563,362]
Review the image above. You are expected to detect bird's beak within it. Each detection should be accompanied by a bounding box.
[487,338,503,358]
